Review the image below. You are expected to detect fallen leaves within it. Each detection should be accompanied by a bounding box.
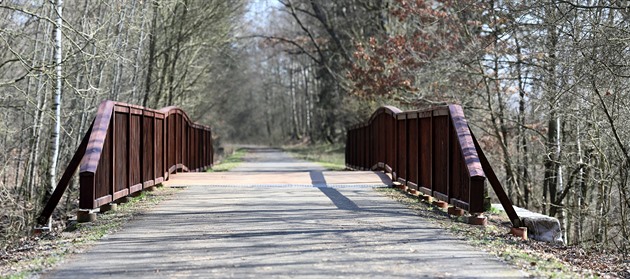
[378,187,629,278]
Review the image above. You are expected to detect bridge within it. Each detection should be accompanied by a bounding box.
[38,100,527,277]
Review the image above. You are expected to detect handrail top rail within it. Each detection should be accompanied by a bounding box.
[91,102,211,131]
[79,100,211,175]
[79,101,116,174]
[351,105,453,129]
[159,106,211,131]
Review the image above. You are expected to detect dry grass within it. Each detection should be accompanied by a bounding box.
[378,187,628,278]
[0,186,180,279]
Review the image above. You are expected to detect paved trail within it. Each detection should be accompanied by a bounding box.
[44,148,526,278]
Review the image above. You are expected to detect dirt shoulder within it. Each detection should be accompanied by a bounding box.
[0,187,180,279]
[378,188,629,278]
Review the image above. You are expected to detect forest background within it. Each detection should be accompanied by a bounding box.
[1,0,630,258]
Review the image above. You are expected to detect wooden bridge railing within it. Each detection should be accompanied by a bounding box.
[38,101,213,225]
[346,105,521,227]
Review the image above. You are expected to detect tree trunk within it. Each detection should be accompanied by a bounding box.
[46,0,64,228]
[143,1,159,107]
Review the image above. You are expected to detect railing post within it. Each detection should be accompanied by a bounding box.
[404,113,411,186]
[175,113,179,172]
[79,173,95,209]
[446,110,451,202]
[153,115,157,182]
[415,112,420,188]
[110,108,116,200]
[181,115,185,169]
[140,109,145,185]
[355,127,358,168]
[205,129,208,168]
[391,115,400,181]
[368,122,371,169]
[430,110,434,195]
[127,107,132,191]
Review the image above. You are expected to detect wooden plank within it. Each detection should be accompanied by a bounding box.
[114,112,128,193]
[113,189,129,200]
[432,115,448,197]
[95,195,113,208]
[408,116,418,189]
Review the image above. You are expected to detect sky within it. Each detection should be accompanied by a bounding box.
[244,0,281,29]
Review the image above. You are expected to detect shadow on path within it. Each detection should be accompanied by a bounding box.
[310,170,360,211]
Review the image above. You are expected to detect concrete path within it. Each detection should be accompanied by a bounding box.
[44,148,526,278]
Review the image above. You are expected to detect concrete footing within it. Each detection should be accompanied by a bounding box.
[448,206,465,216]
[100,203,118,213]
[510,227,528,240]
[77,210,97,223]
[419,195,432,203]
[432,200,449,209]
[468,214,487,226]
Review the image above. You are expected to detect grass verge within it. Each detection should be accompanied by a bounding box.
[284,143,346,171]
[0,186,180,279]
[207,148,246,172]
[377,187,600,278]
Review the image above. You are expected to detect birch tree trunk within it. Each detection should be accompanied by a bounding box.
[46,0,63,228]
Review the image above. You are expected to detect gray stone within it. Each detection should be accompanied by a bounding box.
[493,204,564,244]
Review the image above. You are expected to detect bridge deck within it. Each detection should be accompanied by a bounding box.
[45,148,526,278]
[164,171,393,187]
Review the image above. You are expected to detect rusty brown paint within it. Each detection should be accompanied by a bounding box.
[38,100,214,218]
[345,105,521,227]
